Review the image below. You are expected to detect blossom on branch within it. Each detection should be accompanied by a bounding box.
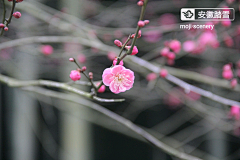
[102,65,134,94]
[69,70,81,81]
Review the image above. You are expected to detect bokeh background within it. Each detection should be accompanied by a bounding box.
[1,0,240,160]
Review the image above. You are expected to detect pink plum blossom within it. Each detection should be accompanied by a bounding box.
[102,65,134,94]
[70,70,81,81]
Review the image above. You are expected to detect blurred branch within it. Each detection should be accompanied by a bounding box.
[129,56,240,107]
[21,86,202,160]
[0,74,124,102]
[1,35,240,93]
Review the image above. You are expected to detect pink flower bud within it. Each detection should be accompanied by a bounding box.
[41,45,53,55]
[131,30,142,39]
[97,82,106,93]
[144,20,150,25]
[167,52,176,60]
[146,73,157,81]
[89,72,93,79]
[137,1,143,6]
[0,23,4,28]
[77,54,86,63]
[223,64,231,71]
[126,46,138,55]
[114,39,122,47]
[169,40,181,53]
[138,21,145,27]
[13,12,21,19]
[231,78,237,88]
[81,66,87,71]
[160,47,169,57]
[70,70,81,81]
[113,58,123,66]
[222,70,233,80]
[137,30,142,38]
[4,27,8,31]
[69,58,75,62]
[160,69,168,78]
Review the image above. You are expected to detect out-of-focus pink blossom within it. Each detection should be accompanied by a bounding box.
[70,70,81,81]
[143,28,161,43]
[102,65,134,94]
[229,105,240,120]
[41,45,53,55]
[223,64,231,71]
[222,70,233,80]
[160,47,169,57]
[77,54,86,63]
[183,40,196,53]
[169,40,181,53]
[146,73,157,81]
[64,43,82,54]
[198,31,218,48]
[222,20,231,27]
[224,35,234,47]
[160,69,168,78]
[201,67,218,78]
[158,13,177,29]
[231,78,238,88]
[167,59,175,66]
[114,30,123,38]
[167,52,176,60]
[107,51,117,61]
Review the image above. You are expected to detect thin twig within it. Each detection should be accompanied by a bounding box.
[0,0,16,36]
[0,74,124,102]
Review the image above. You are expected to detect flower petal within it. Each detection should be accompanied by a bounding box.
[118,85,126,92]
[109,81,119,93]
[102,68,112,78]
[121,69,135,81]
[103,74,114,86]
[111,65,125,75]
